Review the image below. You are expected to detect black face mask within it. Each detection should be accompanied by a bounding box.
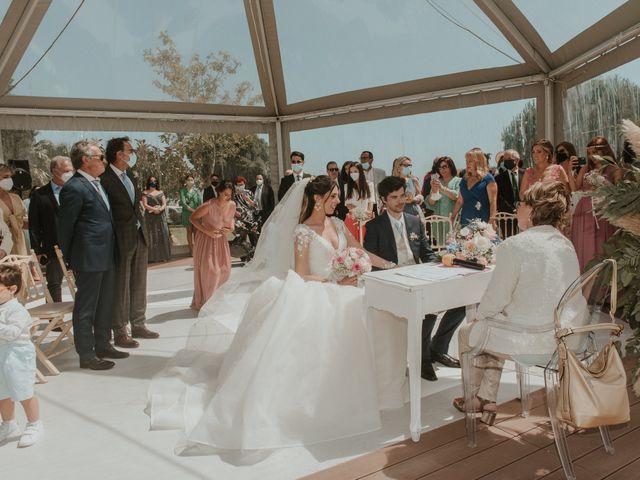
[211,180,219,187]
[503,159,516,170]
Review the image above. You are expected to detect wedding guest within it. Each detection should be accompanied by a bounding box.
[554,141,579,192]
[359,150,386,215]
[101,137,158,347]
[0,218,12,259]
[494,149,523,238]
[519,139,570,200]
[179,173,202,256]
[364,176,465,381]
[451,148,497,227]
[59,140,123,369]
[278,151,310,200]
[0,265,43,447]
[0,165,27,255]
[250,174,275,226]
[190,181,235,311]
[202,173,220,203]
[28,156,74,302]
[426,156,461,244]
[142,176,171,263]
[421,157,440,210]
[326,161,339,182]
[335,161,354,220]
[234,176,259,246]
[454,181,584,424]
[572,136,621,272]
[392,156,424,218]
[343,163,374,241]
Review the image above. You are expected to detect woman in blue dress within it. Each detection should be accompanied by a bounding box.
[451,148,497,227]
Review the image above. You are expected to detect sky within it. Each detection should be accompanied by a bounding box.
[2,0,638,178]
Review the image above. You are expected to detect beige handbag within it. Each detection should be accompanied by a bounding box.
[554,263,630,429]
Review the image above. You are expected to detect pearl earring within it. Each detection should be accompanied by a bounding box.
[314,203,322,211]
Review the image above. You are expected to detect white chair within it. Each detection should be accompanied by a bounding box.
[493,212,519,239]
[423,215,452,252]
[462,259,620,480]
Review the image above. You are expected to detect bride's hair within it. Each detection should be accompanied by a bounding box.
[299,175,337,223]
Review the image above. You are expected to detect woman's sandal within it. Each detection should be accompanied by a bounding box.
[452,396,497,426]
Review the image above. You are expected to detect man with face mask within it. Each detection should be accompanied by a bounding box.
[28,156,74,302]
[277,151,311,201]
[495,149,523,237]
[250,174,275,225]
[202,173,219,203]
[100,137,158,350]
[359,150,386,215]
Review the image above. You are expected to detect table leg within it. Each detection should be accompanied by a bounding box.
[465,303,478,323]
[407,293,423,442]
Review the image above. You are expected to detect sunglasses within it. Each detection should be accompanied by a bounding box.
[90,154,105,161]
[328,168,339,172]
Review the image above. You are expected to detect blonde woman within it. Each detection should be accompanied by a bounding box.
[451,148,497,227]
[519,139,570,200]
[0,165,27,254]
[392,156,424,217]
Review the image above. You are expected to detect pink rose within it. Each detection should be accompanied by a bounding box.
[336,256,345,264]
[465,240,476,251]
[353,263,362,272]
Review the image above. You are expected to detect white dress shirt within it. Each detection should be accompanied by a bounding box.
[388,212,414,266]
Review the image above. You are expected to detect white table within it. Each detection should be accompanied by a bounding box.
[363,263,494,441]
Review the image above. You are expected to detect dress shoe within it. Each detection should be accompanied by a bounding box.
[421,361,438,381]
[114,334,140,348]
[79,357,115,370]
[131,325,160,339]
[95,345,130,359]
[430,351,461,368]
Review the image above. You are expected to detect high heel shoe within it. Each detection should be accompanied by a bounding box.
[452,396,497,426]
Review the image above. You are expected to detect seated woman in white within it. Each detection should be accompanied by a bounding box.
[147,176,395,453]
[453,181,586,424]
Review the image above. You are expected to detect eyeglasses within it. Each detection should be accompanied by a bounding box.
[89,154,105,161]
[438,164,449,169]
[328,168,339,172]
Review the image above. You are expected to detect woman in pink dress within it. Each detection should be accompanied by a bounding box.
[190,181,236,310]
[518,139,571,230]
[571,136,621,271]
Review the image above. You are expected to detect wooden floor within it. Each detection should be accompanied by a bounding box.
[305,356,640,480]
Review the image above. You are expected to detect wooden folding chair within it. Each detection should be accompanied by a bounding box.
[54,245,76,299]
[0,252,75,377]
[494,212,519,239]
[423,215,452,252]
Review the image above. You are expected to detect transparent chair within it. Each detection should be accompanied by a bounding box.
[461,259,621,480]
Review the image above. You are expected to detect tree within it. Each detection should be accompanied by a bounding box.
[501,100,536,166]
[141,31,269,192]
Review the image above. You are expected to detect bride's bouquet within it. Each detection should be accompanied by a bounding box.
[351,207,370,224]
[330,247,372,281]
[444,219,500,265]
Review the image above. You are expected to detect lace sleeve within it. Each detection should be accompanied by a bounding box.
[293,224,314,256]
[331,217,346,235]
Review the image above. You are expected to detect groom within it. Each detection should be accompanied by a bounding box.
[363,176,465,381]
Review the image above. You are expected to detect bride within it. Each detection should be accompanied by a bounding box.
[147,176,396,452]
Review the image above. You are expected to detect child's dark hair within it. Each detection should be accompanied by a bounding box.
[0,264,22,293]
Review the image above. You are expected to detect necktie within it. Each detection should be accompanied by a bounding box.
[511,172,518,199]
[92,180,110,210]
[296,175,301,182]
[121,172,135,204]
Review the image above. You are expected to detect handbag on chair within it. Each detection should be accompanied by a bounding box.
[555,324,629,429]
[554,260,629,429]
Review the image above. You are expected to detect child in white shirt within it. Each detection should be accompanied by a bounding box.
[0,264,43,447]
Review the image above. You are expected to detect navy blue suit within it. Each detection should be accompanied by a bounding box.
[58,172,115,359]
[363,212,465,363]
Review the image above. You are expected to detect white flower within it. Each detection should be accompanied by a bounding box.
[409,232,419,241]
[475,201,482,211]
[475,236,490,250]
[459,227,470,237]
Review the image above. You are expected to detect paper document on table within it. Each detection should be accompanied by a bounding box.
[395,265,484,282]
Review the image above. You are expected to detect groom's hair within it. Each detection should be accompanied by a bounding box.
[377,176,405,201]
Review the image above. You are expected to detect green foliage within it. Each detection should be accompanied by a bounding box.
[501,100,536,166]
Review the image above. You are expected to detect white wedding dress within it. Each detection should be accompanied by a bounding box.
[147,180,385,452]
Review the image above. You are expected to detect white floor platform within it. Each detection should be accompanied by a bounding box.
[2,263,544,480]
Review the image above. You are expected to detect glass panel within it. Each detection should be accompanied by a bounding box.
[11,0,263,105]
[563,57,640,158]
[289,99,534,177]
[274,0,523,104]
[513,0,628,53]
[0,0,11,24]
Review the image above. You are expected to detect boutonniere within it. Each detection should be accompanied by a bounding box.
[409,232,419,241]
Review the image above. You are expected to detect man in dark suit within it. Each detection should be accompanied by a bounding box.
[58,140,127,370]
[202,173,219,203]
[495,149,523,238]
[250,173,275,225]
[277,151,311,200]
[28,156,74,302]
[101,137,158,349]
[364,176,465,381]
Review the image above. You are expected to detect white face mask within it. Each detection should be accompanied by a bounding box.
[61,171,74,183]
[236,184,245,191]
[350,172,360,181]
[256,179,263,186]
[0,178,13,191]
